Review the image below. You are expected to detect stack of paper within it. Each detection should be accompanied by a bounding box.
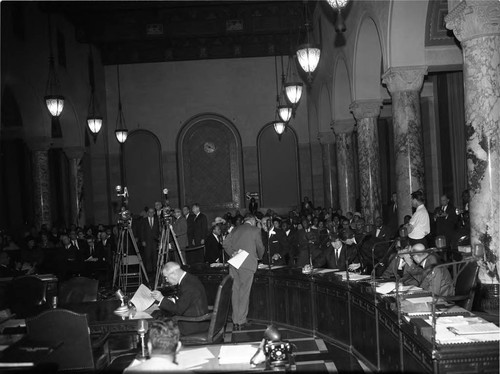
[337,271,371,281]
[177,347,215,369]
[376,282,423,294]
[130,284,156,312]
[218,344,258,364]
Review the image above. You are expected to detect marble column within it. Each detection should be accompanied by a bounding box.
[446,0,500,284]
[334,120,356,215]
[350,100,383,224]
[382,66,428,224]
[27,137,52,231]
[64,147,85,227]
[318,131,338,209]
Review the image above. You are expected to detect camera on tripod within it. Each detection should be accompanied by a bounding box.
[116,185,132,228]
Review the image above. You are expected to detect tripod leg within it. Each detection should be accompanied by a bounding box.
[127,227,149,283]
[154,226,167,290]
[112,229,125,289]
[170,224,186,265]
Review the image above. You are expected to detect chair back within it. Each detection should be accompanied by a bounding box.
[184,245,205,265]
[58,277,99,305]
[26,309,95,371]
[206,274,233,343]
[453,261,479,311]
[8,275,48,318]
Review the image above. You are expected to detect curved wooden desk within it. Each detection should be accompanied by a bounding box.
[190,266,499,374]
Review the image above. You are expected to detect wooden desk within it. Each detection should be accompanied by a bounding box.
[189,265,499,374]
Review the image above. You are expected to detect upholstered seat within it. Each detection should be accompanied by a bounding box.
[58,276,99,305]
[173,274,233,345]
[8,275,48,318]
[26,308,110,372]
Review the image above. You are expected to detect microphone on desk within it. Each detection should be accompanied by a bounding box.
[137,319,149,361]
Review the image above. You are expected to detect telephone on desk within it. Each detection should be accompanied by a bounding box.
[264,341,293,366]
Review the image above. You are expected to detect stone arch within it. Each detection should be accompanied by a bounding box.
[123,129,164,214]
[318,83,332,132]
[353,14,384,100]
[333,56,352,120]
[60,96,83,147]
[387,0,428,68]
[257,123,300,210]
[177,113,244,210]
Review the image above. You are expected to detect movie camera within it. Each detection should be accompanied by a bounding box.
[116,185,132,228]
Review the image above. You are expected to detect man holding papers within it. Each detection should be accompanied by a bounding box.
[151,262,209,335]
[223,214,265,330]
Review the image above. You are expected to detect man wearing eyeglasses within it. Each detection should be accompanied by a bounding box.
[151,262,209,335]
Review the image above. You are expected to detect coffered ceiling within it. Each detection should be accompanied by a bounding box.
[46,1,314,65]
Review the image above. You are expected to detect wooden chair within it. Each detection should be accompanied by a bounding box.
[446,261,479,311]
[58,276,99,305]
[26,309,110,372]
[8,275,48,318]
[174,274,233,345]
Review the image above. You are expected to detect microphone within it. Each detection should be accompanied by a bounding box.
[137,319,149,360]
[371,240,396,280]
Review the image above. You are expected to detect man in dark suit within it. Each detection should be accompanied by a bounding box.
[295,219,323,268]
[384,192,399,238]
[191,203,208,247]
[324,231,358,271]
[60,234,84,279]
[95,230,115,284]
[281,220,297,265]
[204,224,223,263]
[223,214,265,329]
[434,194,458,246]
[261,217,289,266]
[182,205,195,248]
[140,207,160,275]
[151,262,209,336]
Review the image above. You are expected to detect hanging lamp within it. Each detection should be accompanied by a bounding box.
[296,1,321,83]
[114,65,128,144]
[326,0,349,33]
[44,15,64,117]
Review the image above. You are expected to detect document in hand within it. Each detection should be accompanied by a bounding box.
[227,250,249,269]
[130,284,156,312]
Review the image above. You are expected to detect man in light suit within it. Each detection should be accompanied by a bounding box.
[223,214,264,330]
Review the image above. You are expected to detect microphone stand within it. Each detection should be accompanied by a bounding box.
[267,228,272,270]
[371,240,396,283]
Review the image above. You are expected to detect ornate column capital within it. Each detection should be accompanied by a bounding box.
[25,137,53,152]
[317,131,336,144]
[64,146,85,160]
[349,99,383,121]
[382,66,428,94]
[445,1,500,43]
[332,118,356,134]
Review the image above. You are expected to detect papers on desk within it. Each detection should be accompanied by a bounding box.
[337,272,371,281]
[227,250,249,269]
[422,316,500,344]
[177,347,215,369]
[257,264,287,270]
[313,268,338,274]
[218,344,258,364]
[375,282,423,294]
[130,284,156,312]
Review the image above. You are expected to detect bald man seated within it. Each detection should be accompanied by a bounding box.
[151,262,209,335]
[403,243,455,297]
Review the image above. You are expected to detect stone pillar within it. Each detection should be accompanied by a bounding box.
[318,131,338,209]
[446,0,500,285]
[334,120,356,215]
[64,147,85,227]
[350,99,383,224]
[382,66,428,224]
[26,137,52,231]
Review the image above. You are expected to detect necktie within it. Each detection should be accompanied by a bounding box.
[393,204,397,213]
[334,248,339,265]
[150,217,153,228]
[73,240,79,249]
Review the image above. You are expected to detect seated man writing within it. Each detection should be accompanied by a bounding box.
[151,262,209,335]
[124,319,184,373]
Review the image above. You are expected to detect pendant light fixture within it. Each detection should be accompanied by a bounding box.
[87,47,102,143]
[114,65,128,144]
[272,55,288,139]
[277,55,293,123]
[296,1,321,83]
[44,15,64,117]
[326,0,349,33]
[284,56,303,117]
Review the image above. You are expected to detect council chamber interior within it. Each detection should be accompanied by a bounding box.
[0,0,499,373]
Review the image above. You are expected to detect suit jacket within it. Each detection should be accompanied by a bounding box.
[185,213,195,247]
[282,229,297,265]
[295,228,322,267]
[171,216,188,250]
[204,233,223,263]
[192,213,208,246]
[223,223,265,272]
[434,204,458,243]
[140,216,160,250]
[415,254,454,296]
[324,243,357,271]
[95,238,114,264]
[262,228,289,266]
[159,272,209,335]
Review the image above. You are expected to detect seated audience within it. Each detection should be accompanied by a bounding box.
[124,319,184,373]
[324,231,360,271]
[151,262,209,335]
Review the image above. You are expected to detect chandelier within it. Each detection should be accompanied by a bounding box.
[114,65,128,144]
[44,15,64,117]
[296,1,321,83]
[326,0,349,33]
[87,47,102,142]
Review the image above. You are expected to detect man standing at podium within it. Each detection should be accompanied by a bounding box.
[223,214,264,330]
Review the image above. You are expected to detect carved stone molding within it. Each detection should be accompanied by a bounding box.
[445,0,500,43]
[349,99,383,121]
[317,131,336,144]
[331,118,356,134]
[25,137,53,152]
[64,146,85,160]
[382,66,428,94]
